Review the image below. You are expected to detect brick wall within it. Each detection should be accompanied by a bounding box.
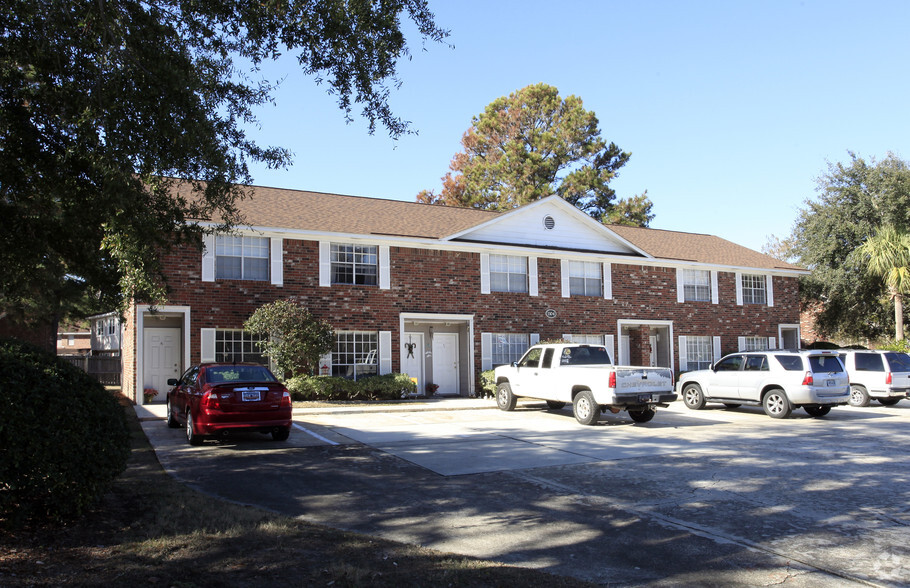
[129,238,801,377]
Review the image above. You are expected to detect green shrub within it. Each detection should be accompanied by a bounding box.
[479,369,496,397]
[0,339,130,527]
[879,339,910,353]
[285,373,417,401]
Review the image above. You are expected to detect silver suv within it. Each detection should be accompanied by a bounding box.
[837,350,910,407]
[677,349,850,418]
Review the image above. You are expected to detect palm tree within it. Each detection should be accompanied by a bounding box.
[855,225,910,341]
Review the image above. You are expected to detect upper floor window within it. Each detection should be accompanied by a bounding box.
[741,274,767,304]
[215,236,269,281]
[682,269,711,302]
[331,244,378,286]
[569,261,602,297]
[490,255,528,293]
[564,334,604,345]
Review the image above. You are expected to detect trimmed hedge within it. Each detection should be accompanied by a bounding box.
[0,339,130,527]
[286,373,417,401]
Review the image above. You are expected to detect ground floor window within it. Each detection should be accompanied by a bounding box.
[686,336,714,371]
[492,333,529,367]
[740,336,770,352]
[215,330,267,365]
[333,331,378,380]
[564,334,604,345]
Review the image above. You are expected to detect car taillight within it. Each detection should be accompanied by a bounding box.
[802,371,814,386]
[886,372,893,385]
[608,371,616,388]
[280,390,291,408]
[202,390,220,409]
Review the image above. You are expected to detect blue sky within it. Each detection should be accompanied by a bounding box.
[243,0,910,253]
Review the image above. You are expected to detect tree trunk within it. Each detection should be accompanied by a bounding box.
[895,292,905,341]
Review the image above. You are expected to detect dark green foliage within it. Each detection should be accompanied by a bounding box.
[0,339,130,527]
[244,300,335,378]
[791,153,910,341]
[286,373,417,401]
[478,369,496,397]
[0,1,447,321]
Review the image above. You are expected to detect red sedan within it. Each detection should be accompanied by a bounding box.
[166,363,292,445]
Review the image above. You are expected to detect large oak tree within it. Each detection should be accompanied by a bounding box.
[0,0,447,331]
[417,83,653,226]
[790,152,910,341]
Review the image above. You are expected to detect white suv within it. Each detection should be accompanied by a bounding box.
[677,349,850,418]
[837,350,910,407]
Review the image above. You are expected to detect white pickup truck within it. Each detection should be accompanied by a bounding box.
[493,343,677,425]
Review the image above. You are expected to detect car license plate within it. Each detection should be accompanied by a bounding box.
[242,390,261,402]
[826,380,836,387]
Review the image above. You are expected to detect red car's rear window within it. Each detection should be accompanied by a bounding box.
[205,365,278,384]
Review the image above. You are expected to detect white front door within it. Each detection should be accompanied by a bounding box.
[431,332,459,396]
[401,333,424,396]
[143,327,181,403]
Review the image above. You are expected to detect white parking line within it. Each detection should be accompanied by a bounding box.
[293,422,339,445]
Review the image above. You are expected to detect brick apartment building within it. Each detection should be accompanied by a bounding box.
[121,183,807,404]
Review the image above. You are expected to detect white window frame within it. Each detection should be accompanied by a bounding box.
[736,272,773,306]
[487,254,530,294]
[318,242,390,289]
[202,234,282,285]
[330,243,379,286]
[332,331,379,381]
[566,261,603,297]
[677,268,718,303]
[738,336,776,352]
[488,333,530,367]
[212,329,269,365]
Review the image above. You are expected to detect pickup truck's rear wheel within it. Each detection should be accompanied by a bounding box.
[762,389,791,419]
[628,407,656,423]
[682,383,706,410]
[546,400,566,410]
[573,390,600,425]
[878,397,902,406]
[496,382,517,411]
[804,405,831,417]
[849,385,871,407]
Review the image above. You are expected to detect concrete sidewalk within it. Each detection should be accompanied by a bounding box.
[134,395,498,421]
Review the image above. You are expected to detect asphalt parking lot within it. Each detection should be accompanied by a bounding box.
[139,399,910,587]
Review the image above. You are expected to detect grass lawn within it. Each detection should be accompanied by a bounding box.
[0,395,593,587]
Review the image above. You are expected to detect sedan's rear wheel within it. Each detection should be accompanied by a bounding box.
[849,385,871,407]
[272,427,290,441]
[496,382,517,411]
[573,390,600,425]
[762,389,791,419]
[682,384,706,410]
[186,410,204,446]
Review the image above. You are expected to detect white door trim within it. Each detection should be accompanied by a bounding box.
[135,305,191,405]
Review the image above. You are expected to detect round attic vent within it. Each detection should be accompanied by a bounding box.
[543,215,556,230]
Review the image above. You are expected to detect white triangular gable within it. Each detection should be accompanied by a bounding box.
[443,196,648,257]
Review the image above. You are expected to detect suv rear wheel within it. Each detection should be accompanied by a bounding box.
[762,389,791,419]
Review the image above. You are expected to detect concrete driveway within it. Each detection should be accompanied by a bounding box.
[139,399,910,587]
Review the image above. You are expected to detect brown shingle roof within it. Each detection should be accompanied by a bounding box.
[230,184,498,239]
[179,180,804,272]
[608,224,804,272]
